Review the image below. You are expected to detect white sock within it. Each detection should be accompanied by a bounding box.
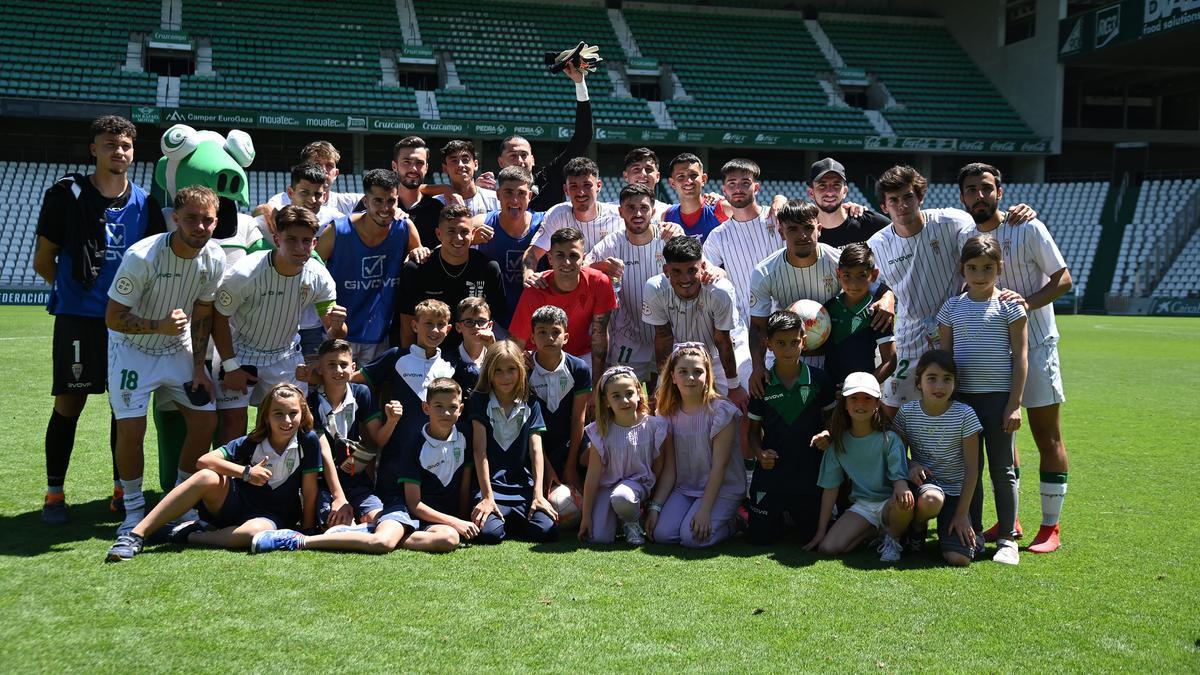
[176,468,193,488]
[1040,481,1067,527]
[120,478,145,513]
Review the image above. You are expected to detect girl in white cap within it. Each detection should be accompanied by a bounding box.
[805,372,914,563]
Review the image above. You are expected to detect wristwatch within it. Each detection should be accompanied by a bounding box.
[242,465,252,482]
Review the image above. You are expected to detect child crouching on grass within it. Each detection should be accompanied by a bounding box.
[579,366,669,546]
[806,372,913,563]
[106,383,320,562]
[894,350,983,567]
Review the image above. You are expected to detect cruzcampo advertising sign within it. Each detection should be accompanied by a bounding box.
[131,106,1051,154]
[1059,0,1200,58]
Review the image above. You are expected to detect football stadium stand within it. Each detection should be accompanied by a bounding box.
[923,182,1107,299]
[622,7,878,135]
[1154,227,1200,298]
[0,0,1041,147]
[1110,179,1200,297]
[0,1,159,104]
[179,0,421,117]
[414,0,655,127]
[820,17,1035,139]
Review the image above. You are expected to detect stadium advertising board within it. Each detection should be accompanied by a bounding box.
[0,288,50,306]
[130,106,1051,154]
[1149,297,1200,316]
[1059,0,1200,58]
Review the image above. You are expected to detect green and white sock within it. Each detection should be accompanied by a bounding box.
[1040,472,1067,527]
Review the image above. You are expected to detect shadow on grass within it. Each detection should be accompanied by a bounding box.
[529,533,821,568]
[0,497,126,557]
[837,539,961,571]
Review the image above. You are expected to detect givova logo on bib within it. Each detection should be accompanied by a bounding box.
[105,222,126,261]
[361,255,385,279]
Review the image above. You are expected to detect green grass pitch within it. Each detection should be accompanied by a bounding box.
[0,306,1196,671]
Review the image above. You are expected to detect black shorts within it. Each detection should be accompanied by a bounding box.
[199,479,290,529]
[51,315,108,396]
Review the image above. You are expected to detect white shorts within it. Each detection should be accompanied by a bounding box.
[608,332,655,381]
[108,341,215,420]
[848,498,889,528]
[350,340,390,367]
[882,359,921,408]
[1022,339,1066,409]
[213,351,306,410]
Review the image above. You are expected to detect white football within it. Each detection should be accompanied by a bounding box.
[787,299,832,351]
[549,484,582,529]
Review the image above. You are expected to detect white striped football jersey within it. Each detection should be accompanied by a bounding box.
[867,208,974,361]
[216,251,337,366]
[970,218,1067,347]
[107,232,226,355]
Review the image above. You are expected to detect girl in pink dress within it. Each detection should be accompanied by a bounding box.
[646,344,744,547]
[579,366,669,545]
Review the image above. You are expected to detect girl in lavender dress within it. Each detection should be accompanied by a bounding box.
[579,366,669,545]
[646,344,744,548]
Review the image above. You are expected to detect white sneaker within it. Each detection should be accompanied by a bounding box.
[622,521,646,545]
[116,510,143,536]
[877,533,903,563]
[994,539,1020,565]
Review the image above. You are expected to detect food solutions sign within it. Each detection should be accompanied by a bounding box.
[1059,0,1200,58]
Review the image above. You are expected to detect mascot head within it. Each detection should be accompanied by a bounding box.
[152,124,255,206]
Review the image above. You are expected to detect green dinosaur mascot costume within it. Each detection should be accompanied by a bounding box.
[151,124,263,492]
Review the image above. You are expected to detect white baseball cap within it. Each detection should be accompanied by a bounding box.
[841,372,881,399]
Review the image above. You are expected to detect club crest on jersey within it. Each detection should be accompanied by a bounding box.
[300,282,312,303]
[930,239,940,253]
[285,456,297,475]
[71,363,83,380]
[823,274,836,293]
[1003,241,1012,256]
[465,280,485,297]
